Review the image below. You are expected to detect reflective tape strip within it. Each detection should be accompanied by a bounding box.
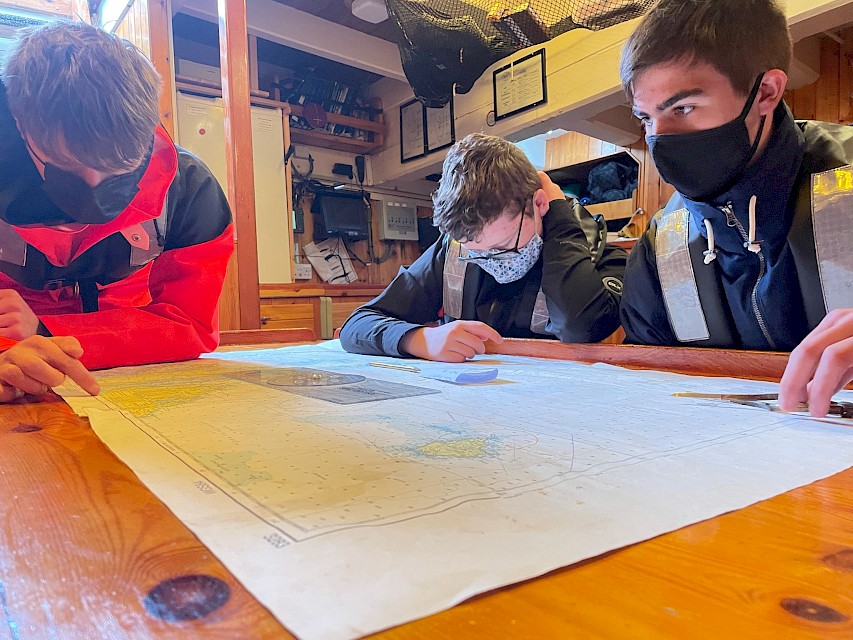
[130,194,169,267]
[442,240,467,320]
[811,165,853,312]
[655,208,710,342]
[530,289,550,334]
[0,220,27,266]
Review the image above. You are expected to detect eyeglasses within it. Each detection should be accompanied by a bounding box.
[459,209,526,263]
[24,137,48,167]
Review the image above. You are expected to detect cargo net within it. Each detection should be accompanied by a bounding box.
[386,0,655,107]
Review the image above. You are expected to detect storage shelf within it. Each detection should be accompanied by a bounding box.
[586,197,635,221]
[176,80,385,155]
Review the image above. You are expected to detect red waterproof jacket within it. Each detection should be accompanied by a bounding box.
[1,85,234,370]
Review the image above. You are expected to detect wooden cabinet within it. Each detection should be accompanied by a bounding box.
[546,149,639,222]
[259,284,385,338]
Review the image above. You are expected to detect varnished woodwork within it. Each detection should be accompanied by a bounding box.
[219,328,315,345]
[217,0,261,330]
[1,344,851,638]
[786,29,853,123]
[149,0,175,137]
[490,339,792,381]
[0,397,285,638]
[586,196,635,221]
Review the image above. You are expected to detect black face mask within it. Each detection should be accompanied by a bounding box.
[26,139,152,225]
[41,155,150,225]
[646,74,767,202]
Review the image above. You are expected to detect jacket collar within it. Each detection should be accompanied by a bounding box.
[682,102,805,253]
[13,126,178,266]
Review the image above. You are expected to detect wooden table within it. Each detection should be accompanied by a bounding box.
[1,340,851,639]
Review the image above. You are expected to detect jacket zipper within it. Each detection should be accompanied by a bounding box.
[720,202,776,349]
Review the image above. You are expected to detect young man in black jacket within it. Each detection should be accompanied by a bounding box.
[619,0,853,416]
[340,133,627,362]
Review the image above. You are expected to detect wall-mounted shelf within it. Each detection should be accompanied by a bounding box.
[586,197,636,221]
[546,150,639,223]
[175,79,385,155]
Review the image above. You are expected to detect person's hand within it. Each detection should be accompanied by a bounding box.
[0,289,40,340]
[0,335,100,402]
[400,321,504,363]
[779,309,853,416]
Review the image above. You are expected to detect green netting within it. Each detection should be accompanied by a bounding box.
[385,0,654,107]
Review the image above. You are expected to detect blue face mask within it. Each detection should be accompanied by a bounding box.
[470,233,543,284]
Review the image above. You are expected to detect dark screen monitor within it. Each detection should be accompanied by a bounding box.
[311,190,370,241]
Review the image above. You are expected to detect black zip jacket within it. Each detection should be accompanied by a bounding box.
[340,199,627,357]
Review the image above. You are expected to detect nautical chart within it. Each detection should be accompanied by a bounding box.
[59,342,853,640]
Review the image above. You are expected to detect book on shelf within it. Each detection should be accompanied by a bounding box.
[284,76,371,140]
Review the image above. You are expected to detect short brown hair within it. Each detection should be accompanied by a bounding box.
[432,133,540,242]
[2,22,161,173]
[620,0,791,100]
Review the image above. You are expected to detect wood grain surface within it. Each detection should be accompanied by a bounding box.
[1,343,851,639]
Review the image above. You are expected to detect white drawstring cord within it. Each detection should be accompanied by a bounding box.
[703,218,717,264]
[744,195,762,253]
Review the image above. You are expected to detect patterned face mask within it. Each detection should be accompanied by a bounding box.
[470,233,543,284]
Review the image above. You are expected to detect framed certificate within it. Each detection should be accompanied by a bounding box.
[493,48,547,121]
[400,99,426,162]
[425,97,455,153]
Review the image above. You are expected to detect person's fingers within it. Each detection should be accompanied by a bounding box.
[447,341,477,360]
[0,301,21,316]
[451,330,487,355]
[805,338,853,416]
[49,336,85,360]
[30,338,99,396]
[0,312,23,328]
[779,312,852,411]
[458,321,503,344]
[0,364,51,395]
[0,382,24,403]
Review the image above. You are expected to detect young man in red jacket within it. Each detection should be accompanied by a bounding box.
[0,22,233,401]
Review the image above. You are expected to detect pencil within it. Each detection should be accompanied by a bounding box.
[368,361,420,373]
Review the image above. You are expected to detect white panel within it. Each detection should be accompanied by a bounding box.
[175,93,228,189]
[176,92,293,284]
[251,105,292,283]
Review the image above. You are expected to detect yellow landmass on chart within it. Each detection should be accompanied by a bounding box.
[96,360,251,417]
[103,384,220,417]
[419,438,488,458]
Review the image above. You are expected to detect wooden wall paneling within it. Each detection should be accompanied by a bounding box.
[148,0,175,137]
[817,36,841,122]
[795,75,818,120]
[112,0,150,56]
[839,28,853,123]
[218,0,261,329]
[786,33,853,124]
[219,246,240,331]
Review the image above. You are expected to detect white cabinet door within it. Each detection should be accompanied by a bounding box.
[176,93,293,283]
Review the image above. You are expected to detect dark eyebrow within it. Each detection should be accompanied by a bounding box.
[656,88,704,112]
[632,88,705,118]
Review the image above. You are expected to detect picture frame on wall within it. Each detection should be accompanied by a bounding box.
[493,48,547,121]
[425,97,455,153]
[400,98,426,162]
[401,96,457,162]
